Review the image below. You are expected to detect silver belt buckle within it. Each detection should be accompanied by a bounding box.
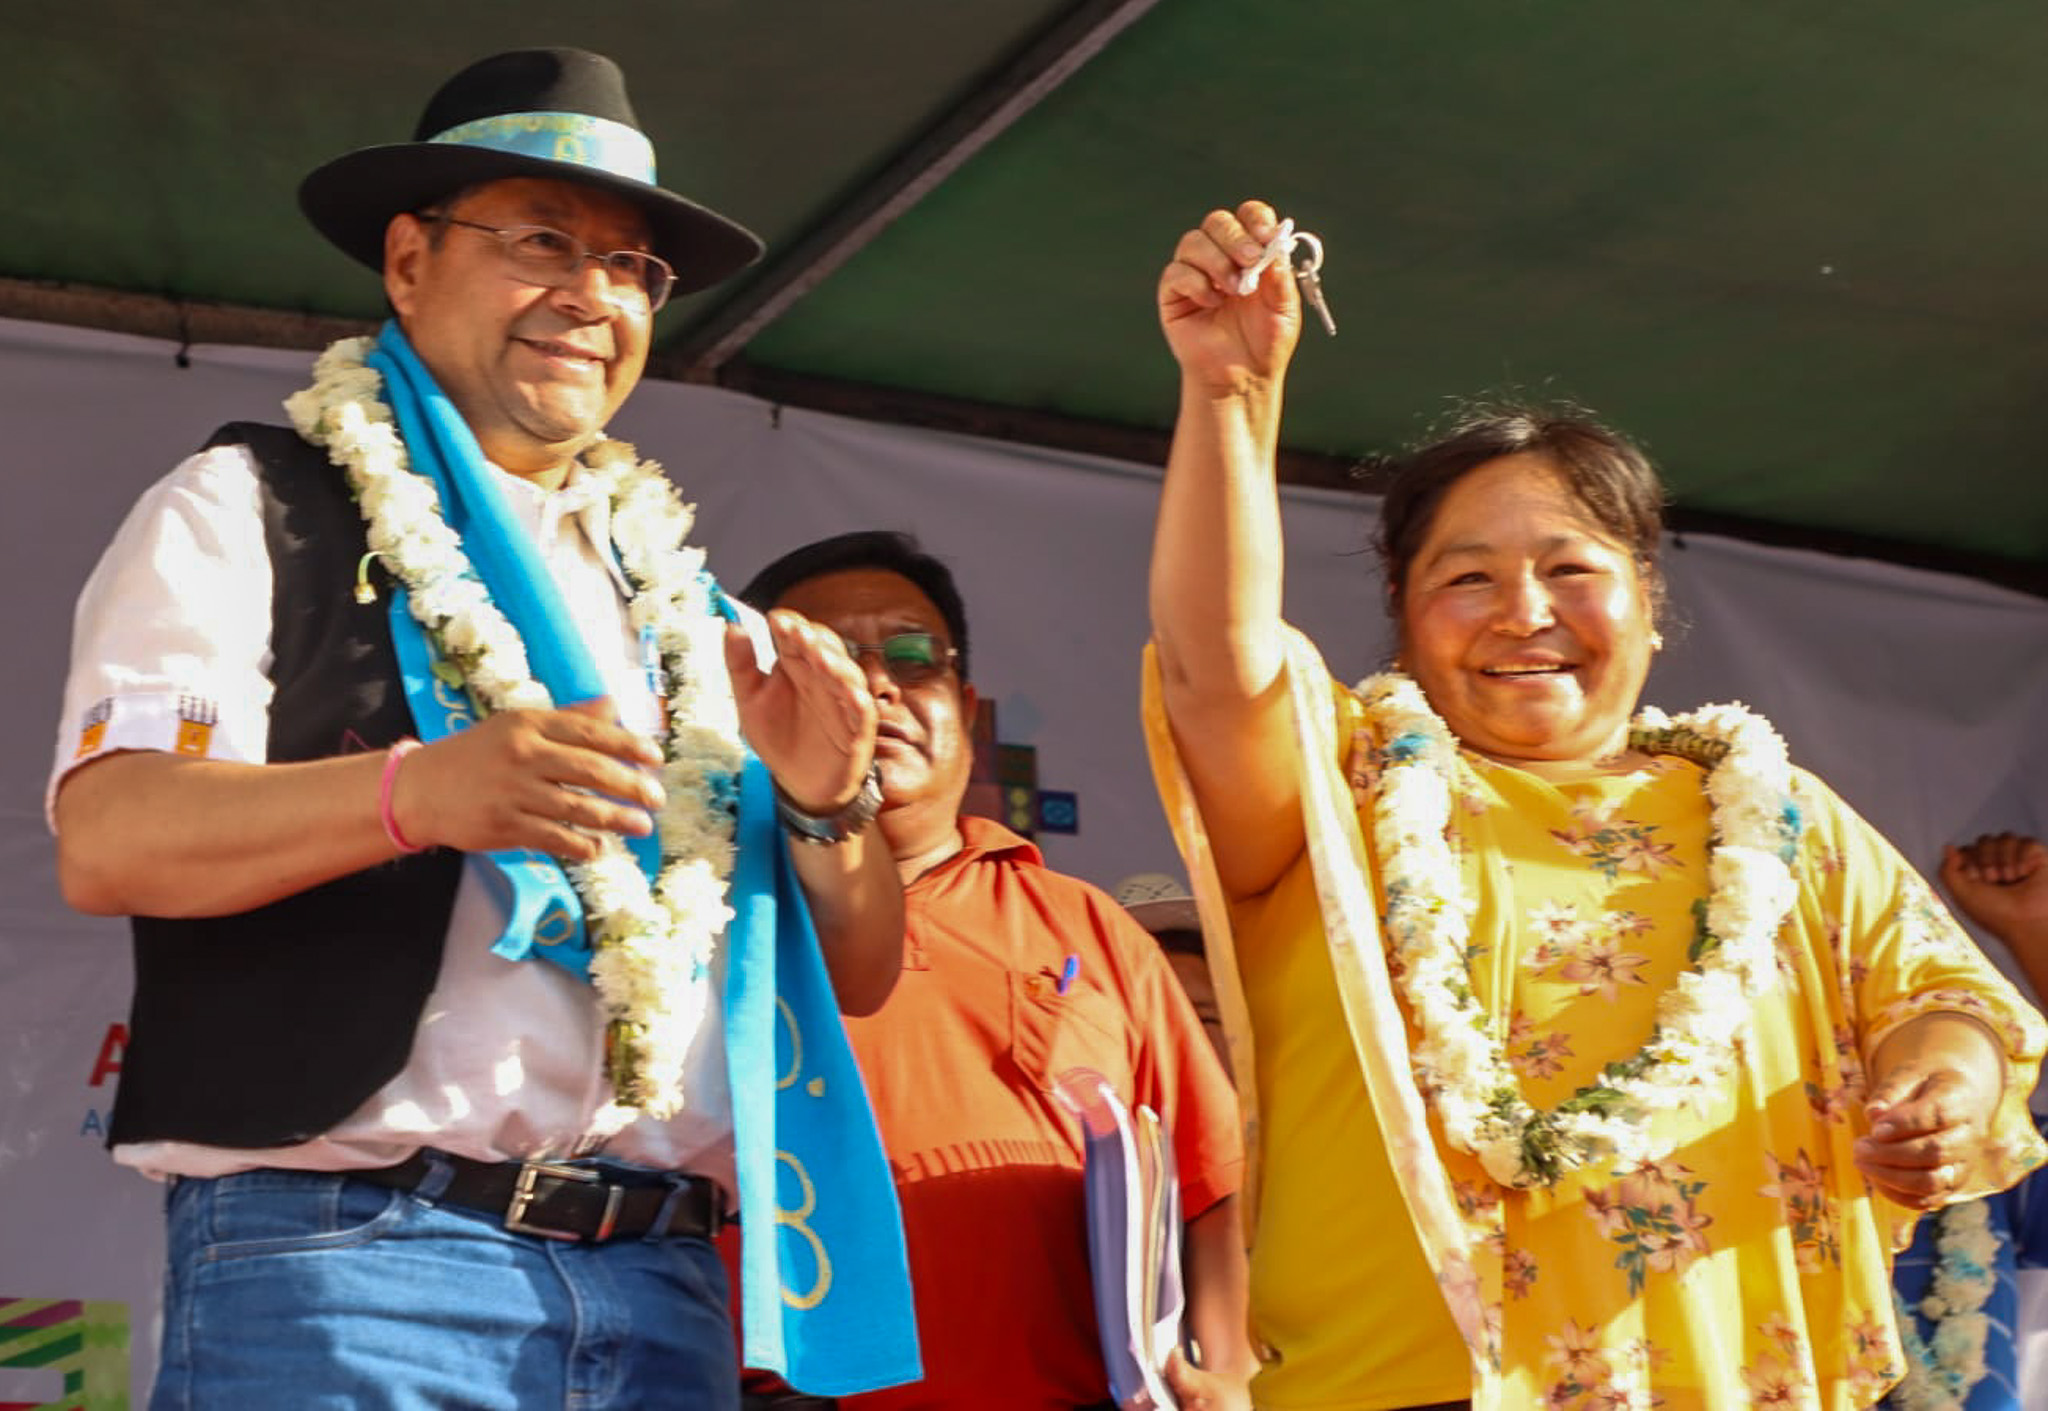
[504,1160,623,1242]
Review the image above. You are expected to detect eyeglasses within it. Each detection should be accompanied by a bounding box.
[426,215,677,312]
[839,632,960,686]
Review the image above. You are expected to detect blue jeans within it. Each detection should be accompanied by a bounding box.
[152,1167,738,1410]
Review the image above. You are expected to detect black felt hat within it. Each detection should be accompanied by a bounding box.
[299,48,763,295]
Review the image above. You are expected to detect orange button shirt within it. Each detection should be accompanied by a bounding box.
[838,816,1243,1410]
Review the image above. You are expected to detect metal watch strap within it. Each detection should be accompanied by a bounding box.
[774,762,883,845]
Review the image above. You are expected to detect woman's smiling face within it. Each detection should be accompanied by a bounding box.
[1397,452,1658,768]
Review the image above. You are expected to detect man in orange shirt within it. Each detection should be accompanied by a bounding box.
[738,530,1251,1410]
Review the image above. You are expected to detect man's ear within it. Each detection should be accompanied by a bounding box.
[382,214,429,317]
[959,680,981,730]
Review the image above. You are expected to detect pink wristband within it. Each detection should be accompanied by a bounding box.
[379,738,427,854]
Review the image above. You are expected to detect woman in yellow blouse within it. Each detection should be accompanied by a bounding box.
[1144,199,2048,1411]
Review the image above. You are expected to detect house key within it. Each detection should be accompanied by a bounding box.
[1290,232,1337,337]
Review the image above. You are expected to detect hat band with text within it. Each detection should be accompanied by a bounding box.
[429,111,656,185]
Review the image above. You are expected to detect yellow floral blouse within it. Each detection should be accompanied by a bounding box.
[1141,632,2047,1411]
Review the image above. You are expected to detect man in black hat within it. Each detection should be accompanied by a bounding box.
[48,49,912,1409]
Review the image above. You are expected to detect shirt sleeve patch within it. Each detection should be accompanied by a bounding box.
[72,697,114,759]
[70,691,260,770]
[172,695,221,756]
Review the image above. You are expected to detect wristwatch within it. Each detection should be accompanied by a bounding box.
[774,763,884,845]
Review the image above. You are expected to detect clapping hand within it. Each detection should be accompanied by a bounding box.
[1941,832,2048,955]
[724,610,877,816]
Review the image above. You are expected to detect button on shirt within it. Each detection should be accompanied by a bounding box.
[48,442,734,1190]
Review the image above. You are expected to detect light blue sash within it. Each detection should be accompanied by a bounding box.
[365,321,919,1393]
[367,323,611,973]
[725,751,921,1394]
[384,590,601,971]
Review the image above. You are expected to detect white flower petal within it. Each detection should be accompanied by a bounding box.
[290,336,742,1115]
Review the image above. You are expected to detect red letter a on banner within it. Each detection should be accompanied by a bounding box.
[89,1024,127,1087]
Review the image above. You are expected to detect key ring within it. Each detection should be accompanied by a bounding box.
[1289,230,1325,279]
[1234,216,1337,337]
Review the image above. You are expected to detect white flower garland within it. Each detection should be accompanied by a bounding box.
[286,336,743,1121]
[1889,1199,1998,1410]
[1361,673,1802,1188]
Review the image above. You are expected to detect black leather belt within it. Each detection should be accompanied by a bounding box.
[354,1151,723,1244]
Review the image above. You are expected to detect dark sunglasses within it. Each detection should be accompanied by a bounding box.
[839,631,960,686]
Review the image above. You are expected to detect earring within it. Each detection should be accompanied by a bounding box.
[1649,630,1665,652]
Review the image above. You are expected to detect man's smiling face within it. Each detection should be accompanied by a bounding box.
[384,176,654,480]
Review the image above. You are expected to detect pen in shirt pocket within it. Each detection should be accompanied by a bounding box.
[1056,954,1080,996]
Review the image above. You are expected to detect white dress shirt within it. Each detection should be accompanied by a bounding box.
[50,441,737,1191]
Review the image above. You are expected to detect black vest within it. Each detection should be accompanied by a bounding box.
[109,423,465,1148]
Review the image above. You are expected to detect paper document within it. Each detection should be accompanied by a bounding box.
[1057,1067,1185,1411]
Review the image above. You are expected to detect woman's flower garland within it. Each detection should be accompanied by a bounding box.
[286,336,743,1121]
[1361,673,1802,1188]
[1889,1199,1998,1410]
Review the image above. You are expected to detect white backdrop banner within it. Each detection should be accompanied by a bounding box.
[3,316,2044,1406]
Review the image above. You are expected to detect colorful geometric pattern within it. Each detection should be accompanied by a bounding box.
[964,699,1084,839]
[1036,790,1078,834]
[0,1299,129,1411]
